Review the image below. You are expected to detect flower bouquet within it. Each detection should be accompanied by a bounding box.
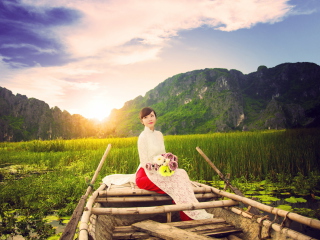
[146,152,178,177]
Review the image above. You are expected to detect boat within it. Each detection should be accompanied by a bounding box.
[72,179,320,240]
[60,145,320,240]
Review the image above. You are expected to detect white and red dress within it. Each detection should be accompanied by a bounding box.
[135,126,213,220]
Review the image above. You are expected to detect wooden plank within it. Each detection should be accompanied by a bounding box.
[98,186,215,197]
[113,226,135,233]
[227,235,242,240]
[167,220,242,237]
[113,231,150,239]
[132,220,219,240]
[185,223,231,233]
[95,193,217,203]
[165,218,226,229]
[189,226,242,236]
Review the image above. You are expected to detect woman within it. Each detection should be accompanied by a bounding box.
[135,107,213,221]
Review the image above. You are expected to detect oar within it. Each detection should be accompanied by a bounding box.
[196,147,260,215]
[60,144,112,240]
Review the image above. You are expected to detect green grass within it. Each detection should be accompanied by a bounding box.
[0,128,319,238]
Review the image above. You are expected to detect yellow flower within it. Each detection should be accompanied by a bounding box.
[159,165,174,177]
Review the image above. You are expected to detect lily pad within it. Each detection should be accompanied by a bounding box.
[44,215,60,222]
[277,204,293,211]
[280,192,291,195]
[244,190,256,195]
[258,190,273,195]
[47,235,60,240]
[259,180,267,185]
[252,195,280,202]
[293,208,316,218]
[285,196,307,203]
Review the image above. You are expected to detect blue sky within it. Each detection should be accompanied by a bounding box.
[1,0,319,120]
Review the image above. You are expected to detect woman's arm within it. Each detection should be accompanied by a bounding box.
[138,132,149,169]
[159,131,166,153]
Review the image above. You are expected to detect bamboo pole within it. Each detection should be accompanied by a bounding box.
[97,186,214,196]
[91,199,238,215]
[196,182,320,230]
[196,147,261,215]
[79,184,106,240]
[230,207,317,240]
[60,144,111,240]
[95,193,218,203]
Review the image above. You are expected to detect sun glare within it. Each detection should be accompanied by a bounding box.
[82,99,113,121]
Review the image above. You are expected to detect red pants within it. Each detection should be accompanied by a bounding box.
[136,168,192,221]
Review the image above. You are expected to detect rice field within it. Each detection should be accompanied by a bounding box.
[0,128,319,238]
[1,128,320,186]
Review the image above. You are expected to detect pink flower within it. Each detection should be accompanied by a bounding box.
[153,163,160,171]
[168,160,178,171]
[145,163,153,171]
[172,155,178,162]
[163,152,174,160]
[163,152,178,162]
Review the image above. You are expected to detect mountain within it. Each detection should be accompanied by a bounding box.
[104,62,320,136]
[1,62,320,141]
[0,88,101,141]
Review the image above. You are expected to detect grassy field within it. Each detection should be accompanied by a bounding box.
[0,128,320,238]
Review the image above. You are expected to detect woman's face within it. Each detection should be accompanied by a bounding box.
[141,111,157,130]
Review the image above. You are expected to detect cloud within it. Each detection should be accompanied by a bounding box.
[0,58,103,107]
[19,0,296,60]
[0,0,81,66]
[110,46,162,65]
[1,43,57,55]
[3,0,311,119]
[204,0,294,31]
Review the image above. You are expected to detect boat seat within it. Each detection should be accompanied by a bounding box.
[112,219,243,239]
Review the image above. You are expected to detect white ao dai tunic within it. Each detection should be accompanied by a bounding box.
[138,126,213,220]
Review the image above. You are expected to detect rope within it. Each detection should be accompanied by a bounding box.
[280,212,291,229]
[265,213,278,239]
[85,176,94,190]
[258,215,269,240]
[87,183,94,189]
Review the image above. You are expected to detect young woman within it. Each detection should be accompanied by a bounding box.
[135,107,213,221]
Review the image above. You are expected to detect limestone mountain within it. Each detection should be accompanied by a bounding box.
[104,62,320,136]
[1,62,319,141]
[0,88,100,141]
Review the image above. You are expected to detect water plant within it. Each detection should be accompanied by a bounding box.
[0,128,319,238]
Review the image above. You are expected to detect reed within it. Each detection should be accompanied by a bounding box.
[1,129,319,181]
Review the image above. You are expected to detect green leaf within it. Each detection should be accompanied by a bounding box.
[277,204,293,211]
[285,196,307,203]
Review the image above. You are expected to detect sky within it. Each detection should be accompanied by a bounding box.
[1,0,319,121]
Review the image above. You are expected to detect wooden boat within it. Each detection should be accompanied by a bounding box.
[60,145,320,240]
[74,180,320,240]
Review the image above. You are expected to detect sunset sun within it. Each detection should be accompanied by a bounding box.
[82,98,113,121]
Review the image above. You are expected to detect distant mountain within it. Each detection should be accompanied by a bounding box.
[104,62,320,136]
[1,62,320,141]
[0,88,101,141]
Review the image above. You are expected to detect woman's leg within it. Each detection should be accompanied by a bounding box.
[136,168,193,221]
[172,200,193,221]
[136,168,166,194]
[180,211,193,221]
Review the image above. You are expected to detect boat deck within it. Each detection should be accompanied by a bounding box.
[78,182,320,240]
[85,182,243,240]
